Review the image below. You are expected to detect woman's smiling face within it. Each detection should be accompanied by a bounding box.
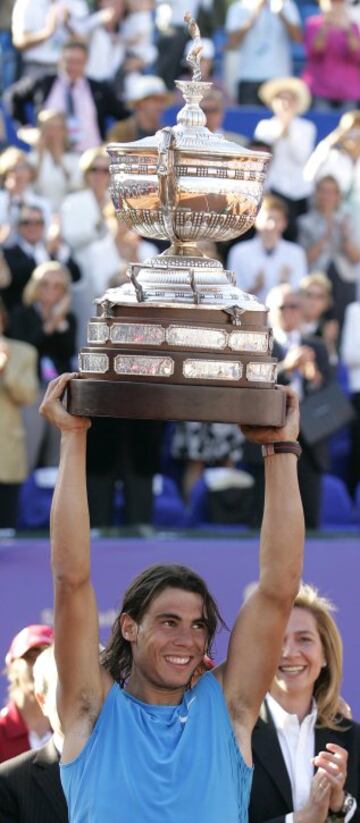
[271,607,326,703]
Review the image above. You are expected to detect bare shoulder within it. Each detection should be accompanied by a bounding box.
[61,671,115,764]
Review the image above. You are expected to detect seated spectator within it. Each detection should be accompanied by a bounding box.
[227,194,308,305]
[0,296,38,529]
[170,421,245,501]
[254,77,316,239]
[10,261,77,470]
[60,147,120,343]
[225,0,302,106]
[106,211,158,288]
[297,175,360,330]
[341,300,360,497]
[2,203,81,314]
[302,0,360,109]
[267,282,332,528]
[11,0,89,79]
[0,147,52,246]
[304,110,360,232]
[23,109,82,211]
[299,271,339,365]
[107,74,172,143]
[0,625,54,763]
[192,89,247,144]
[6,38,129,153]
[0,645,68,822]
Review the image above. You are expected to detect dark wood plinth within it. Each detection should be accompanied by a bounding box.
[67,378,286,426]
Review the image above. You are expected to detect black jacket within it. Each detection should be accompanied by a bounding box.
[250,701,360,823]
[6,74,128,138]
[0,738,67,823]
[2,244,81,313]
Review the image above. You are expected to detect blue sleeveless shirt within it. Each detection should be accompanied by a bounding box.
[60,672,253,822]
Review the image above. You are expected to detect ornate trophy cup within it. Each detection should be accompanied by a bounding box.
[67,16,286,425]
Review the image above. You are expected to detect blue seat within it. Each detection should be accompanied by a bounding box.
[320,474,354,528]
[113,474,186,528]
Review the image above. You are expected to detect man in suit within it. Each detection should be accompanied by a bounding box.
[0,645,68,823]
[6,39,128,153]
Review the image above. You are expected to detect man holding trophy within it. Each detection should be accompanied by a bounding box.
[39,16,306,821]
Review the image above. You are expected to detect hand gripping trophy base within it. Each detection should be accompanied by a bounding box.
[67,16,286,427]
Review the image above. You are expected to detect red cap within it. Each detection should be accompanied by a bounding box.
[5,625,54,666]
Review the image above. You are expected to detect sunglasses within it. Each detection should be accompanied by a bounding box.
[279,303,301,310]
[19,219,44,226]
[88,166,109,174]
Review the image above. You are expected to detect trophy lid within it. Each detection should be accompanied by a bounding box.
[107,16,270,160]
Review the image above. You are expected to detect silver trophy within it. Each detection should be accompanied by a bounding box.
[67,15,286,426]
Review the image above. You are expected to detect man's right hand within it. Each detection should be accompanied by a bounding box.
[39,373,91,433]
[241,385,300,444]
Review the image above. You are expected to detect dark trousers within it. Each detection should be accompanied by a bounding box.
[349,392,360,497]
[0,483,20,528]
[237,80,263,106]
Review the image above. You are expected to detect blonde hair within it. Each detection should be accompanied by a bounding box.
[293,584,344,729]
[23,261,71,305]
[0,147,33,181]
[299,271,333,297]
[79,146,108,177]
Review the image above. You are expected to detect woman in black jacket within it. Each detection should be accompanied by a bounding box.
[250,584,360,823]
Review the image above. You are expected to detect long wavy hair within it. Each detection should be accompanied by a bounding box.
[293,584,344,729]
[101,564,226,686]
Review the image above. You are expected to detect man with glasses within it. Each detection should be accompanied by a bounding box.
[2,204,80,314]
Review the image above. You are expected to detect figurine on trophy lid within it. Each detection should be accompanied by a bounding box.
[67,14,286,426]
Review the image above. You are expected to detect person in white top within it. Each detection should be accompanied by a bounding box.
[341,300,360,497]
[225,0,302,105]
[25,109,82,211]
[249,583,359,823]
[0,146,52,246]
[254,77,316,239]
[227,194,308,305]
[11,0,89,77]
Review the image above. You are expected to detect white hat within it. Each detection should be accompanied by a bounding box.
[259,77,311,115]
[125,75,173,106]
[184,37,215,62]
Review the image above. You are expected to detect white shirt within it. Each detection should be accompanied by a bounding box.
[29,149,82,210]
[266,694,357,823]
[225,0,301,81]
[85,23,125,82]
[272,326,303,397]
[254,116,316,199]
[228,235,308,304]
[12,0,88,66]
[28,728,52,750]
[341,301,360,392]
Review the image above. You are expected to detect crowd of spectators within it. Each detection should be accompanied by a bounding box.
[0,0,360,531]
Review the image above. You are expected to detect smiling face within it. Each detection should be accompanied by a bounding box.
[121,587,209,702]
[270,607,326,707]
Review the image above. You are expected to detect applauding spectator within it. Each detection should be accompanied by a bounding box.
[25,109,82,210]
[254,77,316,239]
[0,147,51,246]
[302,0,360,108]
[225,0,302,105]
[11,0,89,78]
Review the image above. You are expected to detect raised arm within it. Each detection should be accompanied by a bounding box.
[39,374,110,761]
[215,387,304,764]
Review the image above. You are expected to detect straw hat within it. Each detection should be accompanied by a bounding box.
[258,77,311,115]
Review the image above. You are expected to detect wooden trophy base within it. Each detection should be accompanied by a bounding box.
[67,377,286,426]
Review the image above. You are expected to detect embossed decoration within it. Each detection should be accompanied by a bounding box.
[246,362,277,383]
[114,354,174,377]
[167,325,227,349]
[229,331,268,353]
[79,353,109,373]
[87,322,110,344]
[183,359,242,381]
[110,323,166,345]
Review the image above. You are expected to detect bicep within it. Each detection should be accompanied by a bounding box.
[222,587,289,729]
[54,577,104,732]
